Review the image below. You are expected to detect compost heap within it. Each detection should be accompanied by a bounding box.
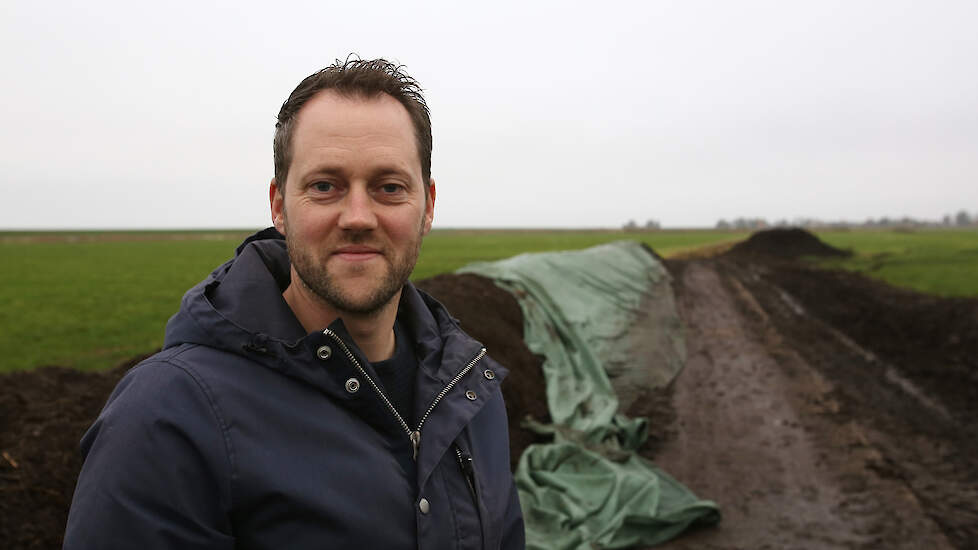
[3,228,978,550]
[727,227,851,259]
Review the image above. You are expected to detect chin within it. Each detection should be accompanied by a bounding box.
[328,282,403,316]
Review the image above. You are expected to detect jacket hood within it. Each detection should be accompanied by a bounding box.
[163,228,500,391]
[164,227,304,353]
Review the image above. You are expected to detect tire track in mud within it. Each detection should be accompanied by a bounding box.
[652,259,954,550]
[722,257,978,550]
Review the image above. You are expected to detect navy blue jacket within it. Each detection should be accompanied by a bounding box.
[64,229,525,549]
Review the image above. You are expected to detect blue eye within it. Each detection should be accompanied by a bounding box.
[381,184,401,194]
[313,182,334,192]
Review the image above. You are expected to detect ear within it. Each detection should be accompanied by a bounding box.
[422,178,436,235]
[269,178,286,235]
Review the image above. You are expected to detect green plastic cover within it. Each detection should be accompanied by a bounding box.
[460,241,719,549]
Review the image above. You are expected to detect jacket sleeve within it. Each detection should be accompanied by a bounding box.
[63,360,234,550]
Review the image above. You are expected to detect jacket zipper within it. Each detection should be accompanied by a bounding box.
[323,329,487,460]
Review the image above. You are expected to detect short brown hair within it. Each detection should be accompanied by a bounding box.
[273,57,432,194]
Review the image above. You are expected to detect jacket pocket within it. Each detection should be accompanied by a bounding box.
[438,440,485,550]
[455,444,479,505]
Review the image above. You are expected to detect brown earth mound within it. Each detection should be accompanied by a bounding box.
[414,273,551,468]
[754,261,978,422]
[0,355,152,549]
[728,227,850,259]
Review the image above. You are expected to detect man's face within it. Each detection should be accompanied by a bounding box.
[270,90,435,316]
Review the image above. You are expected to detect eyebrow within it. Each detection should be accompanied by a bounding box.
[369,167,413,179]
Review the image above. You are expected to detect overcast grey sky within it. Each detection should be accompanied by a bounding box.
[2,0,976,229]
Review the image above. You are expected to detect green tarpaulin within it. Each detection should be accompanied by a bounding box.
[460,241,719,549]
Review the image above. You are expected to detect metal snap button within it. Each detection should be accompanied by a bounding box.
[345,378,360,393]
[419,497,430,514]
[483,369,495,380]
[316,345,332,360]
[465,390,477,401]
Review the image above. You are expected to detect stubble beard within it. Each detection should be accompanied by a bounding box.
[285,215,425,317]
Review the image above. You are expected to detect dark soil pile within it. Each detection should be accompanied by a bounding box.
[0,274,546,549]
[414,273,550,469]
[728,227,850,259]
[0,355,152,550]
[755,262,978,425]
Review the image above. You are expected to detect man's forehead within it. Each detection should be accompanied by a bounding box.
[295,90,413,131]
[289,90,421,173]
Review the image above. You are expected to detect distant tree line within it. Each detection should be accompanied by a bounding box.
[622,219,661,231]
[621,210,978,231]
[714,210,978,230]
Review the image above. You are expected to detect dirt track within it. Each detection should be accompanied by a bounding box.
[2,230,976,549]
[654,258,961,549]
[646,229,977,549]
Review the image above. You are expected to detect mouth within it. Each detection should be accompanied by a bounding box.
[332,245,382,262]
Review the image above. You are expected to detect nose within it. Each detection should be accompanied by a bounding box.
[337,185,378,231]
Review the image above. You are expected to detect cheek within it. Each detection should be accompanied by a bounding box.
[290,208,335,237]
[382,208,423,234]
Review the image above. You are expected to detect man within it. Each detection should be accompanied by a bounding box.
[64,58,525,549]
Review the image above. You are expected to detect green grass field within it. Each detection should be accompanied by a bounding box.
[1,236,252,373]
[2,227,975,373]
[814,229,978,298]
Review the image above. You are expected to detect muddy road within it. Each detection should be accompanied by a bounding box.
[654,258,964,549]
[650,232,977,549]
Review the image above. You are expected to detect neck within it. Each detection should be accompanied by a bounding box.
[282,271,399,362]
